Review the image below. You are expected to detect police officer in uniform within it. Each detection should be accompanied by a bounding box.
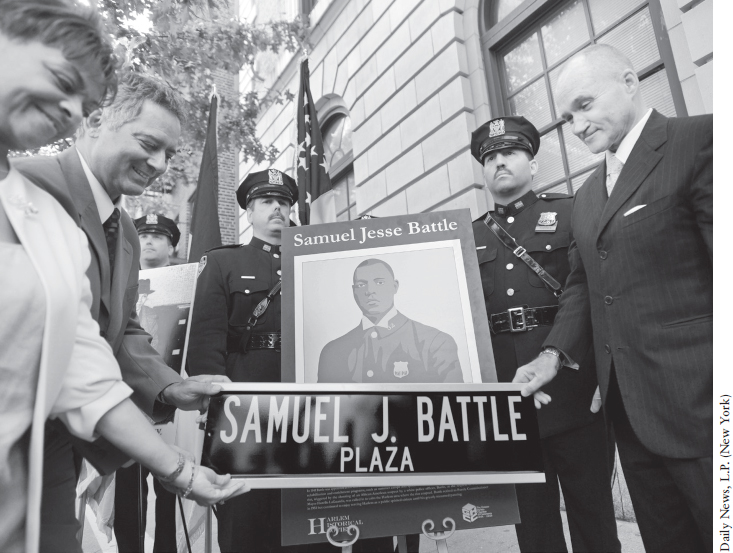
[187,170,394,553]
[134,213,181,269]
[187,168,295,553]
[471,117,620,552]
[116,214,184,553]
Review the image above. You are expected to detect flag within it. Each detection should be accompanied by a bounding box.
[188,93,222,261]
[296,58,332,225]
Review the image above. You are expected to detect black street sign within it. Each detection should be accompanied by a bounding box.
[202,383,544,488]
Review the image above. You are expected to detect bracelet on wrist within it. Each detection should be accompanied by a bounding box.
[181,462,198,499]
[156,452,185,483]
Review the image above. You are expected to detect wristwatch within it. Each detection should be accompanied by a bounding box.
[540,347,562,362]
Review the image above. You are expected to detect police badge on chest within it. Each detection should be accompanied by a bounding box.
[535,212,558,233]
[393,361,409,378]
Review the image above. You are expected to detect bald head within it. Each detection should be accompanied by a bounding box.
[558,44,635,91]
[556,44,646,154]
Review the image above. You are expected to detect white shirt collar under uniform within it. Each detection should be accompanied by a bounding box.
[606,108,653,167]
[362,306,398,330]
[77,150,119,222]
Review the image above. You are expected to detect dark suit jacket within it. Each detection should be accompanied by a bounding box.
[14,147,182,471]
[544,111,713,458]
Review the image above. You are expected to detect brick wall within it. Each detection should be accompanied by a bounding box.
[658,0,713,114]
[237,0,492,242]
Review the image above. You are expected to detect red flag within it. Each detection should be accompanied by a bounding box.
[188,94,222,261]
[296,58,332,225]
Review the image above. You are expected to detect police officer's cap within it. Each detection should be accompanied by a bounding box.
[134,213,181,247]
[237,169,298,209]
[471,116,541,163]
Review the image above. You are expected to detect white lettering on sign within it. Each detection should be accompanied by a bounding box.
[220,395,240,444]
[292,219,458,247]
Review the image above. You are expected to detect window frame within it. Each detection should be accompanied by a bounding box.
[480,0,687,193]
[320,109,356,220]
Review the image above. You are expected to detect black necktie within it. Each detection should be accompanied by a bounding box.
[103,208,120,278]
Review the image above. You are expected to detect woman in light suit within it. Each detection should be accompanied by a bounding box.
[0,2,246,552]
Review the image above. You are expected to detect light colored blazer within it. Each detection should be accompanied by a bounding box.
[0,169,132,553]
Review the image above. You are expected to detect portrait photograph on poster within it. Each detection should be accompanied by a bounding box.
[299,243,477,384]
[281,209,496,384]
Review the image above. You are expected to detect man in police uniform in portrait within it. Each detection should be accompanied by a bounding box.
[471,116,620,552]
[318,258,464,384]
[134,213,181,269]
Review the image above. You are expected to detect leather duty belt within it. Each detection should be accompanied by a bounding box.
[490,305,559,334]
[247,332,282,350]
[240,280,282,353]
[483,213,563,297]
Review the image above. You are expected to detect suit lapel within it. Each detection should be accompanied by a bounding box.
[596,110,667,239]
[58,148,112,315]
[583,166,607,232]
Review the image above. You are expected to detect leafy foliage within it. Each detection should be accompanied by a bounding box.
[20,0,306,214]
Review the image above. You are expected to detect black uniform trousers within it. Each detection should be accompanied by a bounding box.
[514,416,620,553]
[605,366,712,553]
[114,463,177,553]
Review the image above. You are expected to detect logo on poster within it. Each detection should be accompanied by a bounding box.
[308,515,363,535]
[393,361,409,378]
[462,503,492,523]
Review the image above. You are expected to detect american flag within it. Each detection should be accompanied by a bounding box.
[296,58,332,225]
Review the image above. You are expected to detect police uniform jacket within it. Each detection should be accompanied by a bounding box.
[317,311,463,383]
[187,237,282,382]
[473,190,599,438]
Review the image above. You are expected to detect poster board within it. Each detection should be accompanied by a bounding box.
[280,209,496,384]
[273,211,525,545]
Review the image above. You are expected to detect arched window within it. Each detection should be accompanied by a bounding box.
[481,0,686,194]
[321,112,356,221]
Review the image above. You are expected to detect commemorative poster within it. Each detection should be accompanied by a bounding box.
[135,264,208,552]
[276,210,524,545]
[137,264,199,377]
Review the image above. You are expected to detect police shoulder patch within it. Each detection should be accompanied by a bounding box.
[197,255,207,276]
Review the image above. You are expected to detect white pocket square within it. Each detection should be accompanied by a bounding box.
[624,205,647,217]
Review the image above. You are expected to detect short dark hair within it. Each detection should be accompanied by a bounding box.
[98,72,186,130]
[353,259,395,282]
[0,0,118,108]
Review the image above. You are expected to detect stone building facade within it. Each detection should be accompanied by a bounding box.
[237,0,713,242]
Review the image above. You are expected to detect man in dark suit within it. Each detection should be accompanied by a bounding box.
[15,73,228,553]
[318,258,463,384]
[472,115,619,553]
[514,44,712,552]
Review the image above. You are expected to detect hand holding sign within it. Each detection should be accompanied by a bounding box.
[512,354,558,408]
[158,459,250,506]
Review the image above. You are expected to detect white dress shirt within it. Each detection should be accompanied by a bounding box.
[606,108,653,166]
[77,150,119,222]
[361,306,398,330]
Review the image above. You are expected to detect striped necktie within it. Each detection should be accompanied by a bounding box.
[103,208,120,278]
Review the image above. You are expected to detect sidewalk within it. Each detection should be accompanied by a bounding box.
[417,511,645,553]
